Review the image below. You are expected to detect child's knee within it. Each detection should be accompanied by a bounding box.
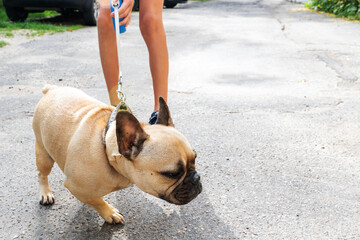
[97,7,112,30]
[139,14,162,37]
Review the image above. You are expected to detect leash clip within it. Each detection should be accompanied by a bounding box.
[116,73,126,102]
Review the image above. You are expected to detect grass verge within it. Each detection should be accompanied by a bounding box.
[0,40,8,47]
[305,0,360,20]
[0,0,83,39]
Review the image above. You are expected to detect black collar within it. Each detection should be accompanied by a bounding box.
[105,102,132,135]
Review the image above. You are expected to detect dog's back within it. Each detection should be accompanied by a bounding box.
[33,85,112,170]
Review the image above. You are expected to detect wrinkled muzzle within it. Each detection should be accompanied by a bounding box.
[171,170,202,205]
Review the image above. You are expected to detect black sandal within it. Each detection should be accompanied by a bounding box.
[148,111,159,125]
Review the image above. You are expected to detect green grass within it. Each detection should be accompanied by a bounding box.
[4,31,13,37]
[0,0,83,37]
[0,40,8,47]
[305,0,360,20]
[27,10,60,20]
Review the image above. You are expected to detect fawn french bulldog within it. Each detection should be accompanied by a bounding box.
[32,85,202,224]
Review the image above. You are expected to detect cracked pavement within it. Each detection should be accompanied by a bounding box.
[1,0,360,239]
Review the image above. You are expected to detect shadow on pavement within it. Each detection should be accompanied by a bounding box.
[52,186,236,239]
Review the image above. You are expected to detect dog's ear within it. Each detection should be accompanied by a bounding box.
[116,111,149,160]
[155,97,174,127]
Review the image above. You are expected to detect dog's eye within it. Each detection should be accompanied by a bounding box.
[160,171,183,179]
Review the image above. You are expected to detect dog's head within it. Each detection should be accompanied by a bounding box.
[109,97,202,205]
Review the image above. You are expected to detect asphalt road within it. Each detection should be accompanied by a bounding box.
[1,0,360,239]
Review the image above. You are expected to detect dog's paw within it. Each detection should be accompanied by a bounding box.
[39,192,55,205]
[103,207,125,224]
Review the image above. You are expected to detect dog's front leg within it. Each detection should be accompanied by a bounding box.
[64,181,125,224]
[83,197,125,224]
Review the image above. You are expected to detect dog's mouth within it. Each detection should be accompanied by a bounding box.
[160,171,202,205]
[172,181,202,205]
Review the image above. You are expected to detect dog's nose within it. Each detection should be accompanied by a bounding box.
[184,170,200,185]
[191,172,200,185]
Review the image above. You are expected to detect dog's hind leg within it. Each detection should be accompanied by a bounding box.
[36,141,55,205]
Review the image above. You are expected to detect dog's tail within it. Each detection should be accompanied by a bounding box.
[42,84,58,94]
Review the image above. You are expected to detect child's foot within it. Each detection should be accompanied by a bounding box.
[148,111,159,125]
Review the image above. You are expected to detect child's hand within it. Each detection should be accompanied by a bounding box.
[110,0,134,27]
